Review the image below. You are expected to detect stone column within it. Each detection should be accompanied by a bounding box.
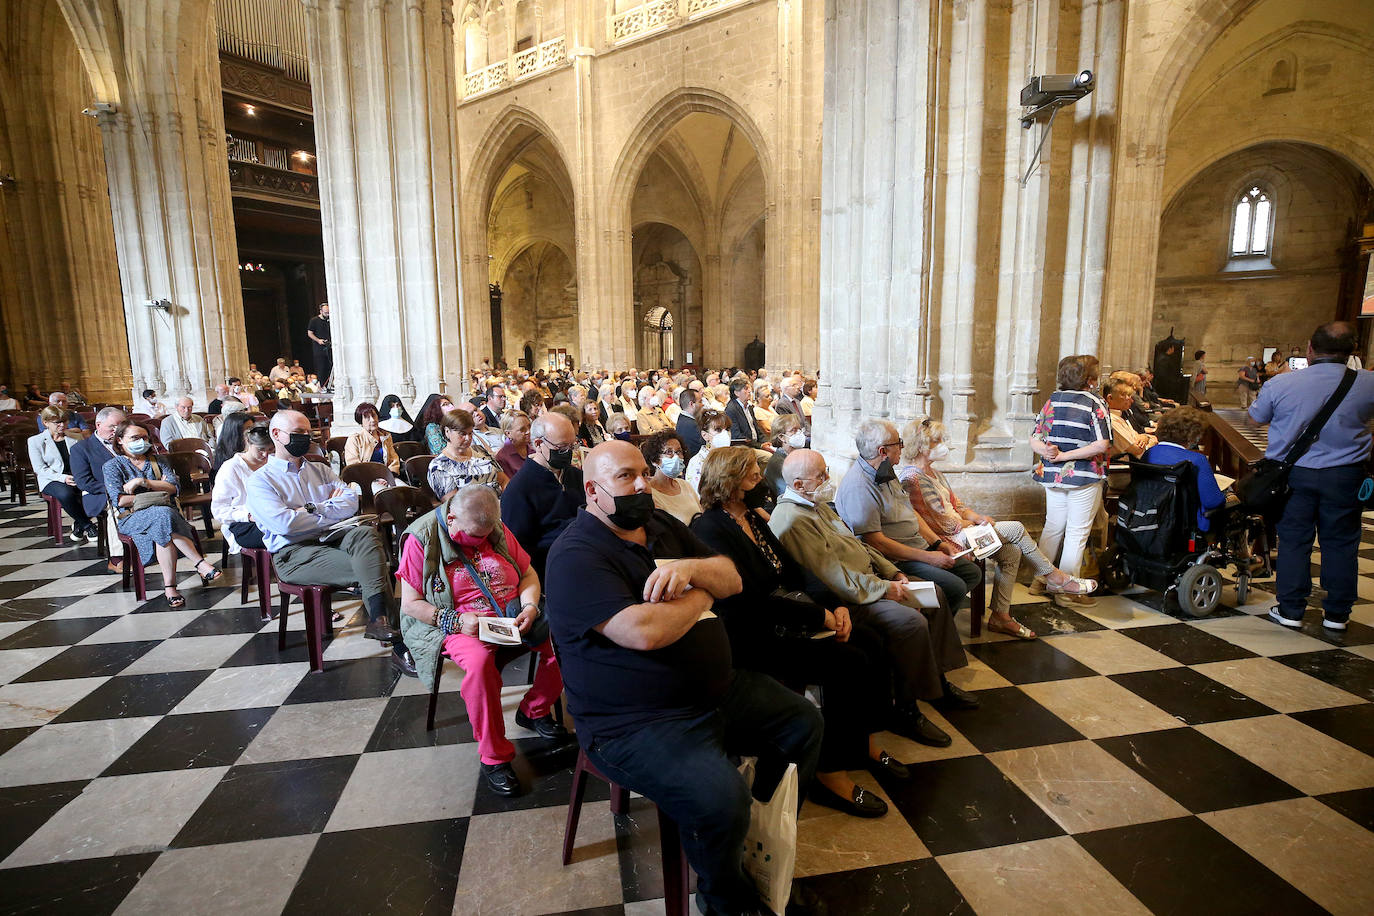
[303,0,459,419]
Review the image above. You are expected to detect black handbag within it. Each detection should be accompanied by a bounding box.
[454,546,550,648]
[1237,368,1356,517]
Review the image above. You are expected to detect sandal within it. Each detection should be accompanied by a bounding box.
[196,562,223,585]
[986,617,1036,639]
[164,588,186,609]
[1045,575,1097,595]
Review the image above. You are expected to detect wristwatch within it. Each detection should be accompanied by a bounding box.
[303,502,318,515]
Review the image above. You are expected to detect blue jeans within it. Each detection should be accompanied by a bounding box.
[1276,464,1364,622]
[585,669,823,915]
[896,556,982,609]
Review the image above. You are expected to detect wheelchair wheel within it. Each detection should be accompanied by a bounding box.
[1098,545,1131,592]
[1234,574,1250,606]
[1178,563,1223,617]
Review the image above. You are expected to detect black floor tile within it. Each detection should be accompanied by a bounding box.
[1096,727,1301,813]
[220,630,327,667]
[11,640,160,683]
[966,639,1097,684]
[282,817,468,916]
[931,686,1083,753]
[103,707,276,777]
[613,796,697,904]
[364,693,476,753]
[0,851,160,915]
[0,612,111,644]
[1077,817,1325,916]
[1274,649,1374,701]
[1316,786,1374,832]
[1109,667,1275,725]
[172,755,358,847]
[998,600,1105,636]
[52,670,212,723]
[0,579,41,601]
[0,725,38,756]
[877,754,1064,856]
[0,780,89,861]
[792,858,971,916]
[1120,622,1258,665]
[472,737,606,815]
[131,586,236,614]
[283,656,400,704]
[173,605,270,638]
[1290,701,1374,756]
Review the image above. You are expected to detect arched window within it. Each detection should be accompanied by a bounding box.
[1230,185,1273,258]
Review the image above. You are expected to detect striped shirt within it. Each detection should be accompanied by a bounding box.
[1031,390,1112,488]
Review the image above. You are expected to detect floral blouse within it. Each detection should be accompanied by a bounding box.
[1030,390,1112,488]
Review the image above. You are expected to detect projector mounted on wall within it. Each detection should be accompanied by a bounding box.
[145,298,172,311]
[1017,70,1094,185]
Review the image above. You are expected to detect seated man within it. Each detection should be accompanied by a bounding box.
[674,387,704,460]
[500,413,584,577]
[1104,378,1157,459]
[545,441,822,916]
[206,384,229,416]
[58,380,86,407]
[772,449,976,747]
[36,392,91,431]
[724,378,770,451]
[837,419,981,610]
[245,411,415,676]
[160,396,212,444]
[71,406,127,570]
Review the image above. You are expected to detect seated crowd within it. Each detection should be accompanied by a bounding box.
[17,354,1271,916]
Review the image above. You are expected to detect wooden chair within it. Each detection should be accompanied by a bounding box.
[326,436,347,473]
[339,461,398,514]
[403,455,436,500]
[162,451,215,536]
[168,437,211,458]
[394,440,425,464]
[374,486,436,565]
[0,432,31,504]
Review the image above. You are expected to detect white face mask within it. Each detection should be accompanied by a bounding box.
[929,443,950,461]
[709,430,731,449]
[787,432,807,449]
[808,481,835,505]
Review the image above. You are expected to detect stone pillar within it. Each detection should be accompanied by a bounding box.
[303,0,459,419]
[58,0,248,407]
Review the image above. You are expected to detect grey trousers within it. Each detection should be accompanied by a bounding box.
[273,525,397,624]
[850,593,966,706]
[989,520,1056,615]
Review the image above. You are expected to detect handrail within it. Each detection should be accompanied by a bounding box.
[1191,398,1265,483]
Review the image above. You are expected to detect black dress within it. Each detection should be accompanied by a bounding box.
[690,506,890,771]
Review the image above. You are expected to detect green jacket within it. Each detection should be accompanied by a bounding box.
[398,497,520,686]
[768,494,899,605]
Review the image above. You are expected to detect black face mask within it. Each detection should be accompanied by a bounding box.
[875,458,896,484]
[743,481,771,510]
[604,491,655,530]
[546,444,574,470]
[285,432,313,458]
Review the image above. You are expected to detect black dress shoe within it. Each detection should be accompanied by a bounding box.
[390,649,418,678]
[810,782,888,818]
[933,679,980,710]
[481,761,521,797]
[516,709,570,740]
[890,711,952,748]
[867,750,910,780]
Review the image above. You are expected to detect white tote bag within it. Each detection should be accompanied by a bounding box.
[737,758,799,915]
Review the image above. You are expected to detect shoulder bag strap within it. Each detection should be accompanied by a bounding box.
[1281,368,1356,467]
[454,546,506,615]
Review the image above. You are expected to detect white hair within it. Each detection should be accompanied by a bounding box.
[854,418,897,461]
[449,484,500,530]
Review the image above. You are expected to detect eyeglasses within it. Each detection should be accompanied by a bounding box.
[881,440,904,449]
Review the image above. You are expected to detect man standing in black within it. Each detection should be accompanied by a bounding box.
[307,302,332,389]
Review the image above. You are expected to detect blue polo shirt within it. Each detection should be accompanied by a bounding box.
[543,509,732,744]
[1249,360,1374,468]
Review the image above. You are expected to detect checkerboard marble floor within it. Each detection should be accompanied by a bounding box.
[1,498,1372,916]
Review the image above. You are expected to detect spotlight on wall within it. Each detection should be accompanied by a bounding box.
[0,173,14,189]
[81,101,117,119]
[245,105,257,116]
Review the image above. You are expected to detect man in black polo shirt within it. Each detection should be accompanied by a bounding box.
[500,413,584,577]
[545,441,822,916]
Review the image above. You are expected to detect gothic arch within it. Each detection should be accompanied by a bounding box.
[465,104,575,215]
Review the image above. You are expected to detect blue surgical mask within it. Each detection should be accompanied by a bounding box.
[659,455,684,478]
[126,438,152,455]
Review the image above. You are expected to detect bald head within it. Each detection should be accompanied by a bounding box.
[781,448,826,494]
[268,409,312,460]
[530,412,574,445]
[583,440,643,484]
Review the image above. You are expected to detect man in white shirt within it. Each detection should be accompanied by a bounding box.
[269,358,293,384]
[246,411,415,676]
[160,397,212,444]
[1104,379,1157,459]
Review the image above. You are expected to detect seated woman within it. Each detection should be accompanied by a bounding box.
[1141,406,1231,533]
[378,394,413,435]
[28,407,97,543]
[212,412,254,472]
[518,389,546,421]
[104,420,221,608]
[429,408,506,500]
[900,418,1095,636]
[642,430,702,525]
[604,413,633,441]
[684,408,732,493]
[577,399,607,448]
[616,379,640,422]
[689,446,906,818]
[752,384,778,437]
[345,402,402,473]
[211,426,273,554]
[764,414,807,499]
[494,410,531,478]
[413,394,455,454]
[396,486,565,797]
[634,386,673,435]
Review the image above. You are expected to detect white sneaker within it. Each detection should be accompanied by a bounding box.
[1267,608,1303,628]
[1322,617,1348,631]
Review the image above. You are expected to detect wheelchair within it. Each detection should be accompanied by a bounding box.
[1098,459,1270,617]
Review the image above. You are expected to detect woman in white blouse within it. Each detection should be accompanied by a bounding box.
[211,426,273,554]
